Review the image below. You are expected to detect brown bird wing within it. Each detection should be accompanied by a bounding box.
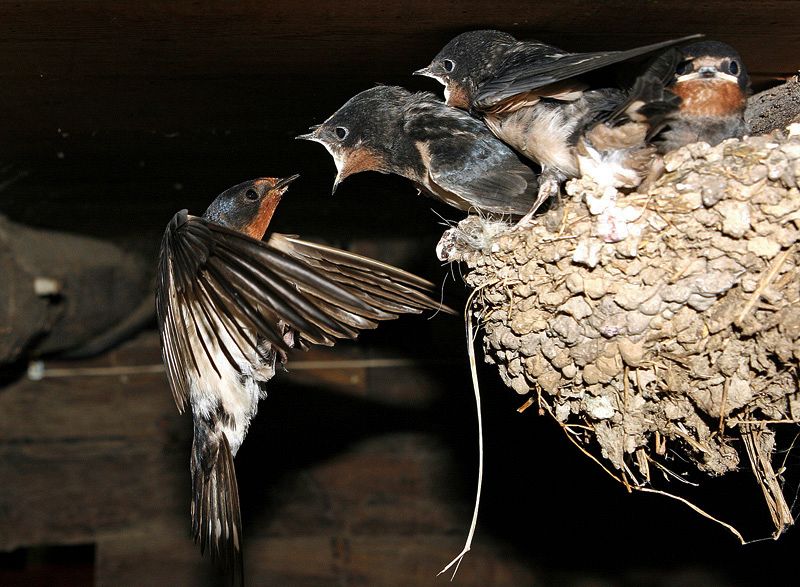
[265,233,456,340]
[156,210,250,584]
[156,210,451,582]
[474,35,701,110]
[156,210,452,413]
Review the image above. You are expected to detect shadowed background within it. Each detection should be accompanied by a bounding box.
[2,1,799,585]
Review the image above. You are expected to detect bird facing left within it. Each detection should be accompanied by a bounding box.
[155,176,452,585]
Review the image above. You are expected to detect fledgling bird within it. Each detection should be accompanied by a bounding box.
[415,30,701,221]
[574,48,684,189]
[156,176,450,585]
[575,40,750,189]
[648,40,750,153]
[296,85,540,217]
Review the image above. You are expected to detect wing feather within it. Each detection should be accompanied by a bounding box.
[156,212,453,412]
[475,35,701,109]
[156,209,453,585]
[401,99,539,215]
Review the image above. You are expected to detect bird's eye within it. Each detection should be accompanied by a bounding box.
[676,60,693,76]
[442,59,455,73]
[335,127,348,140]
[245,189,259,201]
[728,60,740,75]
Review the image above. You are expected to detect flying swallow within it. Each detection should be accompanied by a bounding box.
[156,176,450,584]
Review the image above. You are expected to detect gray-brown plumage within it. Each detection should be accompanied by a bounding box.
[416,30,701,221]
[156,176,450,585]
[576,41,750,188]
[297,85,539,217]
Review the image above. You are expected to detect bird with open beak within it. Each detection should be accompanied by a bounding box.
[297,85,540,217]
[156,175,451,585]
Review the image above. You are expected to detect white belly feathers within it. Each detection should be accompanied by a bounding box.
[184,301,276,455]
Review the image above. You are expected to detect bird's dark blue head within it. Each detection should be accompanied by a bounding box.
[415,30,517,109]
[674,41,750,92]
[202,175,299,239]
[296,86,411,192]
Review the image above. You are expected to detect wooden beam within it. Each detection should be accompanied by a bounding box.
[0,331,464,547]
[0,329,540,584]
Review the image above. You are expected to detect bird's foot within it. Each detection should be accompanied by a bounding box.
[514,176,561,228]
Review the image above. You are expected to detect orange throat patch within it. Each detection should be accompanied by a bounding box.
[672,79,746,117]
[339,146,385,181]
[243,194,282,240]
[445,83,470,110]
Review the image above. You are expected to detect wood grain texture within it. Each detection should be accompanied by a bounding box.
[3,330,800,586]
[0,330,539,585]
[0,331,461,542]
[1,1,797,139]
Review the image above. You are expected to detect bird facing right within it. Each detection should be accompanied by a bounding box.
[156,176,451,585]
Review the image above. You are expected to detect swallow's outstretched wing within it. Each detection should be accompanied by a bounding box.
[156,209,451,582]
[474,35,701,110]
[265,233,453,320]
[157,210,450,405]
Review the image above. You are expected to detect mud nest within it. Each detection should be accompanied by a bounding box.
[439,125,800,538]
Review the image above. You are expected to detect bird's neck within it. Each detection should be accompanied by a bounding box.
[673,79,746,117]
[242,195,282,240]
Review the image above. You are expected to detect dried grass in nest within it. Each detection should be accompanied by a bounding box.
[439,125,800,540]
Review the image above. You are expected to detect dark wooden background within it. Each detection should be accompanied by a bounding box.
[3,0,798,245]
[2,1,800,585]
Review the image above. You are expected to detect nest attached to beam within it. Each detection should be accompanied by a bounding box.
[439,125,800,537]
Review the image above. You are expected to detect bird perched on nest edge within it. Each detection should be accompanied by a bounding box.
[575,39,751,190]
[415,30,703,222]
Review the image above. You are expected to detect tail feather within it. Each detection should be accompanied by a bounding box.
[191,426,244,586]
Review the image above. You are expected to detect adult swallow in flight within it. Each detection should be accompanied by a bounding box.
[156,176,450,584]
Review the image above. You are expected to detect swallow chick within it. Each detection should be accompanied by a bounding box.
[156,176,451,585]
[574,48,684,189]
[416,30,701,222]
[649,40,750,153]
[297,85,539,217]
[576,40,750,190]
